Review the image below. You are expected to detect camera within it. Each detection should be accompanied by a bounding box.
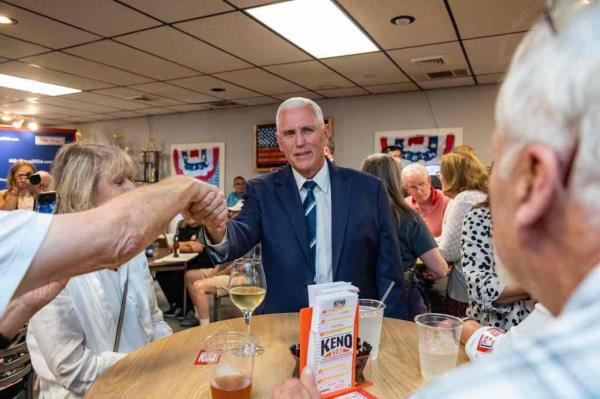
[27,172,41,185]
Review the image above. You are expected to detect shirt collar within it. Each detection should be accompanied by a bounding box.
[562,263,600,314]
[291,161,330,194]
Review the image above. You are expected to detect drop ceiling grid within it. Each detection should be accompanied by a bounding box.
[0,0,544,124]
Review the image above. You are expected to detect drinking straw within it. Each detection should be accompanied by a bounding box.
[379,281,396,308]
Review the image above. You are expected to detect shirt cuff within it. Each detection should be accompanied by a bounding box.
[202,226,229,261]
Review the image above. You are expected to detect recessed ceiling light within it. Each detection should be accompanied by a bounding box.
[0,73,81,96]
[391,15,416,26]
[27,120,39,131]
[248,0,378,58]
[0,16,18,25]
[26,98,38,103]
[1,115,12,122]
[210,87,226,92]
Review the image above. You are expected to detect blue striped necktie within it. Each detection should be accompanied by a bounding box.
[303,180,317,281]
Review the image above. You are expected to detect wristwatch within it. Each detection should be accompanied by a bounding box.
[0,331,13,349]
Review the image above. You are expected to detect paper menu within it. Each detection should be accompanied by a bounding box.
[307,285,358,395]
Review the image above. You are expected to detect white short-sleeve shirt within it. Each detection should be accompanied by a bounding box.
[0,210,53,316]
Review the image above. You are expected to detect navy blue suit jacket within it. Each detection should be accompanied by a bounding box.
[212,161,407,319]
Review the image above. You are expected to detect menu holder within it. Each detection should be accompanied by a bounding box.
[299,305,376,398]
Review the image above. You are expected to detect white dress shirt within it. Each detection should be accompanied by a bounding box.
[27,253,172,399]
[291,162,333,284]
[0,210,52,317]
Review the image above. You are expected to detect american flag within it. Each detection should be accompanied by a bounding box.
[256,123,287,169]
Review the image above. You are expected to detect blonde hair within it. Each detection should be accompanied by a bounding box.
[52,142,137,214]
[440,152,488,198]
[5,160,35,191]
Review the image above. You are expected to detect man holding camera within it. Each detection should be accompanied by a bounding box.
[0,160,41,210]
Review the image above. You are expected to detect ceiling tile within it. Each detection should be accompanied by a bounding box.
[102,110,145,119]
[0,35,49,59]
[0,61,112,90]
[65,40,197,80]
[167,104,211,112]
[234,96,279,106]
[265,61,354,91]
[337,0,456,50]
[317,87,369,98]
[418,76,475,89]
[129,82,218,103]
[7,0,160,36]
[464,33,526,75]
[137,107,176,115]
[364,82,420,94]
[322,52,409,86]
[21,102,92,116]
[387,42,468,81]
[449,0,544,39]
[61,92,148,110]
[22,52,151,86]
[214,68,304,95]
[273,91,324,101]
[0,2,100,48]
[92,87,183,107]
[115,26,250,73]
[176,12,311,66]
[0,86,45,102]
[228,0,282,8]
[38,96,119,113]
[120,0,233,23]
[37,118,72,126]
[168,75,260,99]
[476,73,505,84]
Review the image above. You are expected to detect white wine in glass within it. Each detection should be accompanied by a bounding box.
[228,257,267,354]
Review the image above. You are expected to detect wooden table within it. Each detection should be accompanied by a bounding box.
[149,249,198,316]
[86,313,468,398]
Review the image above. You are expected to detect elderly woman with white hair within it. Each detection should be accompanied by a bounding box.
[27,142,172,399]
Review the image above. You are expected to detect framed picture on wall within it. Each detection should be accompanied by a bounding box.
[374,127,463,166]
[170,142,225,191]
[254,117,334,172]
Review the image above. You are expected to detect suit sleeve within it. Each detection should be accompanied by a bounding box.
[374,182,408,320]
[202,180,262,263]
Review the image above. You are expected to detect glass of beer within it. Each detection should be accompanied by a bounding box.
[205,331,256,399]
[414,313,464,381]
[228,257,267,354]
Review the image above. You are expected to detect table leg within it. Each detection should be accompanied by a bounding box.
[182,261,188,317]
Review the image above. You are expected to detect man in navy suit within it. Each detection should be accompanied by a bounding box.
[203,97,407,319]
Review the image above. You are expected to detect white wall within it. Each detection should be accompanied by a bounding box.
[78,84,499,194]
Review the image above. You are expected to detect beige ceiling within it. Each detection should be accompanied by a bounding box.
[0,0,544,127]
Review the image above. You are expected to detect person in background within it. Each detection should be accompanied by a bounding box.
[382,145,402,159]
[362,154,448,317]
[401,163,450,237]
[38,170,54,192]
[452,144,476,156]
[0,160,38,210]
[27,142,172,399]
[436,152,488,317]
[186,200,244,326]
[323,137,335,162]
[226,176,246,208]
[462,199,534,330]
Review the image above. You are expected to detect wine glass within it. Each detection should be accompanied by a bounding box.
[228,257,267,354]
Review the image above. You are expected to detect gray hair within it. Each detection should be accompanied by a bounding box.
[401,162,429,181]
[276,97,325,131]
[495,3,600,214]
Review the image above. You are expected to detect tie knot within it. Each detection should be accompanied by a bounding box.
[303,180,317,192]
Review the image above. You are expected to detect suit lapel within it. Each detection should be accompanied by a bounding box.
[330,162,351,279]
[275,166,310,262]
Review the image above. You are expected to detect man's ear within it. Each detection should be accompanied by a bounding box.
[323,123,331,139]
[513,143,561,228]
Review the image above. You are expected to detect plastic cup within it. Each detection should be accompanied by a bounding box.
[358,299,385,360]
[204,332,256,399]
[414,313,463,381]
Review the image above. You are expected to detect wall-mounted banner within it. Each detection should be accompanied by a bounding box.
[0,127,76,189]
[171,142,225,191]
[374,127,463,166]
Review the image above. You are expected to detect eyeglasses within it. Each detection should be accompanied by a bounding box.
[404,182,429,192]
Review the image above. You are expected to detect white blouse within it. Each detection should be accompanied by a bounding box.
[27,253,172,399]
